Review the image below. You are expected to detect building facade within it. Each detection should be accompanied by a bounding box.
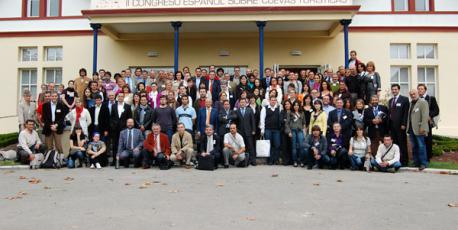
[0,0,457,136]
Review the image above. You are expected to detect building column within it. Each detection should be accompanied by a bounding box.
[90,23,102,75]
[340,19,352,68]
[171,21,182,73]
[256,21,266,79]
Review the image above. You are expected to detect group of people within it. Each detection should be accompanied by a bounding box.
[17,50,440,172]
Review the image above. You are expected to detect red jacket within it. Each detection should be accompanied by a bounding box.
[144,132,171,155]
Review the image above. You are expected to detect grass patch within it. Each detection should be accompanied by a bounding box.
[0,132,18,148]
[0,160,19,166]
[429,161,458,170]
[432,135,458,156]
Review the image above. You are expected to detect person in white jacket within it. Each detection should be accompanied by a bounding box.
[66,98,92,136]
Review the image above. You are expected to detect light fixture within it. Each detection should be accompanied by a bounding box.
[219,50,230,57]
[290,50,302,56]
[147,51,160,57]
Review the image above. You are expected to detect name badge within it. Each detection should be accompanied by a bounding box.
[414,108,419,112]
[331,138,336,142]
[343,115,348,120]
[213,140,216,144]
[396,103,401,107]
[56,109,61,113]
[314,142,319,147]
[230,95,233,98]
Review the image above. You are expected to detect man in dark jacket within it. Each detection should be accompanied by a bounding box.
[388,84,410,166]
[110,93,132,165]
[134,96,154,135]
[89,95,110,140]
[364,95,389,155]
[41,91,65,153]
[198,124,222,169]
[235,98,256,166]
[327,98,353,147]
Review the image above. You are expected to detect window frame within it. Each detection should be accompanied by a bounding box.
[390,66,411,96]
[390,43,411,59]
[26,0,40,17]
[46,0,60,17]
[45,46,63,61]
[417,44,437,59]
[391,0,434,13]
[19,69,38,99]
[44,67,63,84]
[417,66,437,97]
[20,47,38,62]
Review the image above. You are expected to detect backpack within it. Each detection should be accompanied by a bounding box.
[30,153,44,170]
[41,150,64,169]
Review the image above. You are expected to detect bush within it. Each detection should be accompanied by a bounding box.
[0,133,18,148]
[432,135,458,156]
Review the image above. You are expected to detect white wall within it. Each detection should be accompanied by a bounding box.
[356,0,392,11]
[62,0,91,16]
[0,0,22,18]
[435,0,458,11]
[0,19,91,32]
[352,14,458,27]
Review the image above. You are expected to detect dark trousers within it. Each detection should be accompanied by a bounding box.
[324,148,349,169]
[265,129,281,164]
[141,150,172,168]
[241,134,255,164]
[89,153,105,166]
[111,129,121,164]
[281,132,292,165]
[391,125,408,166]
[17,144,47,164]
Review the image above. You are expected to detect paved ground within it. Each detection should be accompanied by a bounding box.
[0,166,457,230]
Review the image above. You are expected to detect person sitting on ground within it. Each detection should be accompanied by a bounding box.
[68,125,87,168]
[87,132,106,169]
[326,122,349,169]
[305,125,328,170]
[17,119,46,165]
[348,126,372,171]
[197,124,222,170]
[141,123,172,169]
[223,123,246,168]
[117,118,144,168]
[171,123,194,167]
[371,135,401,173]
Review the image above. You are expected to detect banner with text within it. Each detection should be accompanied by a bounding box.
[92,0,353,9]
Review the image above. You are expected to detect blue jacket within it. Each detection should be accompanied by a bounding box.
[197,107,219,135]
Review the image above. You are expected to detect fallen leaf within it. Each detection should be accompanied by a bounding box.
[404,182,409,184]
[28,178,41,184]
[216,183,224,187]
[17,191,28,196]
[143,181,152,186]
[19,176,27,180]
[138,185,148,189]
[336,179,343,183]
[271,174,279,177]
[131,172,136,175]
[43,186,51,190]
[153,181,161,184]
[161,183,168,186]
[246,217,256,221]
[124,183,131,186]
[448,203,458,208]
[64,177,74,181]
[169,190,180,193]
[313,183,320,186]
[108,179,114,182]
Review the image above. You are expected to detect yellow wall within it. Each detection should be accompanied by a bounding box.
[1,32,457,136]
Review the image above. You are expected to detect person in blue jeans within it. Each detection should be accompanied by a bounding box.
[326,123,349,169]
[285,100,307,167]
[371,135,402,173]
[68,126,87,168]
[305,125,328,169]
[260,96,282,165]
[406,89,430,170]
[348,126,372,171]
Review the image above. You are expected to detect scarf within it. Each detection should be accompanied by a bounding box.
[75,106,83,123]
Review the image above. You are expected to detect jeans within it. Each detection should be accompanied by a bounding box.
[67,150,85,168]
[164,129,174,144]
[371,159,402,172]
[291,129,305,164]
[265,129,281,164]
[349,155,366,170]
[305,148,327,168]
[409,130,428,168]
[119,149,142,167]
[326,148,348,169]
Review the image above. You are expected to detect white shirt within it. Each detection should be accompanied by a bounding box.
[117,103,125,118]
[149,91,158,108]
[259,104,281,133]
[50,102,57,122]
[154,134,161,153]
[94,104,101,125]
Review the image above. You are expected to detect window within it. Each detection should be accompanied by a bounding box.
[391,66,410,96]
[20,69,38,99]
[415,0,430,11]
[390,44,410,59]
[21,47,38,62]
[417,44,437,59]
[47,0,60,17]
[199,66,248,75]
[418,67,437,97]
[393,0,409,11]
[45,68,63,84]
[27,0,40,17]
[45,47,63,61]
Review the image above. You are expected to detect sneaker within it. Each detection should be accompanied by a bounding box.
[293,162,298,167]
[300,163,305,168]
[96,163,102,169]
[90,164,95,169]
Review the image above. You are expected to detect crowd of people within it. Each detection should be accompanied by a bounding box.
[17,50,440,172]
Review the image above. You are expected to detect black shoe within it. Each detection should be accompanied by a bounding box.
[250,162,257,166]
[224,164,229,168]
[267,162,273,165]
[419,165,426,171]
[307,165,313,170]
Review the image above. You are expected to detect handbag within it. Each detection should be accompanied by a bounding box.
[197,155,215,171]
[256,136,271,157]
